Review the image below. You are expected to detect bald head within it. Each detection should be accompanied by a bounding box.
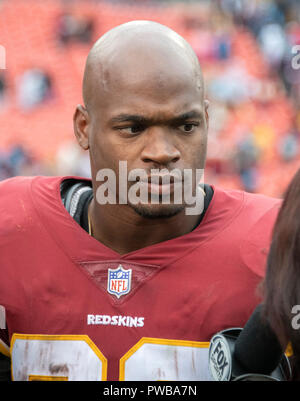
[82,20,204,112]
[74,20,209,224]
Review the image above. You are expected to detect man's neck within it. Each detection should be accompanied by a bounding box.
[88,199,201,255]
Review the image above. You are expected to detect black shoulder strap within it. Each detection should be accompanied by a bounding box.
[196,183,214,228]
[60,179,93,232]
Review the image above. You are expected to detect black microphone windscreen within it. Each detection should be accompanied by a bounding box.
[233,304,283,375]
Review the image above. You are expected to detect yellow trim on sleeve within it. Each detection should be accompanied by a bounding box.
[285,342,293,357]
[0,339,10,358]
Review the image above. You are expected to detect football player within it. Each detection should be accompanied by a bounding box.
[0,21,281,381]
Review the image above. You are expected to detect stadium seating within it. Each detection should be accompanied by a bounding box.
[0,0,298,197]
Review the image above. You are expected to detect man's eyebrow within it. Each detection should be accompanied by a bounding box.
[171,110,203,123]
[110,110,203,124]
[110,114,148,124]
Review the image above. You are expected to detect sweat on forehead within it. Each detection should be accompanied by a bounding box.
[82,20,203,110]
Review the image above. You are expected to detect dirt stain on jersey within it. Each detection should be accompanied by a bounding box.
[49,363,69,375]
[174,348,179,379]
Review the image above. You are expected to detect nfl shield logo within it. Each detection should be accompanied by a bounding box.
[107,265,132,298]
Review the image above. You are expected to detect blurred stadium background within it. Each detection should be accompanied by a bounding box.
[0,0,299,198]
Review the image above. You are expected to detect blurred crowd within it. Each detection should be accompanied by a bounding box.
[181,0,300,195]
[0,0,299,196]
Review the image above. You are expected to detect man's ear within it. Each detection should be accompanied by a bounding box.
[73,105,90,150]
[204,99,209,130]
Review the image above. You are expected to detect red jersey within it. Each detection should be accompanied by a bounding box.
[0,176,280,381]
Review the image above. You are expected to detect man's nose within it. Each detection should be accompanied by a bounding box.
[140,127,180,166]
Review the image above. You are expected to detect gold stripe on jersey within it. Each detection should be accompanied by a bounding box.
[285,342,293,357]
[10,333,107,381]
[0,338,10,357]
[119,337,210,381]
[29,375,68,381]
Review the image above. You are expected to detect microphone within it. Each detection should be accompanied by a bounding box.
[234,304,283,374]
[208,304,291,381]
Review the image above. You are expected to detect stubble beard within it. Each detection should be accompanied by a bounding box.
[128,201,186,219]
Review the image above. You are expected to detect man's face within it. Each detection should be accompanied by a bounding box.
[78,45,208,218]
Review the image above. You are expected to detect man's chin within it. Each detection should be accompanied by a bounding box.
[128,202,185,219]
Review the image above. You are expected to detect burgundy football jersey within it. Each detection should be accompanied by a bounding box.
[0,176,281,381]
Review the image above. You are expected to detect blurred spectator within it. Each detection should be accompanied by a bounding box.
[215,32,232,60]
[220,0,286,35]
[208,62,258,105]
[0,152,14,181]
[233,134,260,193]
[0,72,6,107]
[57,12,94,45]
[55,141,91,178]
[258,23,287,69]
[17,68,53,111]
[277,130,299,162]
[0,145,50,180]
[9,145,30,175]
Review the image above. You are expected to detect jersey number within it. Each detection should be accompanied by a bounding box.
[11,334,211,381]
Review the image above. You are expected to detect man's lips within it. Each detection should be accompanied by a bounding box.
[138,175,183,184]
[137,176,183,195]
